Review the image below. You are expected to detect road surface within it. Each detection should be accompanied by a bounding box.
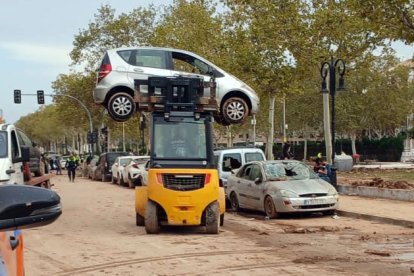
[24,174,414,275]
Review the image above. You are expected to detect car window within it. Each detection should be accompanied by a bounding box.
[17,130,32,147]
[0,131,7,158]
[128,49,167,69]
[222,153,242,171]
[249,164,262,181]
[171,51,210,75]
[117,50,133,63]
[283,162,315,180]
[11,131,19,158]
[120,158,132,166]
[245,152,265,163]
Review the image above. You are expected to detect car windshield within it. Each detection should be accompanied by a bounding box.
[0,131,7,158]
[264,162,318,181]
[153,118,207,159]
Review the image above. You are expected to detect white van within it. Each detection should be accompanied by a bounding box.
[214,147,266,197]
[0,124,36,185]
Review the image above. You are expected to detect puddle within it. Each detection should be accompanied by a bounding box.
[368,241,414,261]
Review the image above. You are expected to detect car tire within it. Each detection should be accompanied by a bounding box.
[205,201,220,234]
[107,92,136,122]
[323,210,336,216]
[136,213,145,226]
[120,174,125,186]
[145,201,160,234]
[112,175,116,184]
[101,172,106,182]
[230,192,240,212]
[221,96,249,124]
[264,196,279,219]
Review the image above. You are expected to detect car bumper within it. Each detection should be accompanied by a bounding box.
[274,195,339,213]
[93,86,108,104]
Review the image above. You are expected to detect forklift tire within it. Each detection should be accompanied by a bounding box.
[107,92,136,122]
[145,201,160,234]
[205,202,220,234]
[136,213,145,226]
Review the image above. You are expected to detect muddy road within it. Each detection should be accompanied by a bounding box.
[24,174,414,275]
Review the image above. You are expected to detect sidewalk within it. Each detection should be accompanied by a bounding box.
[337,194,414,228]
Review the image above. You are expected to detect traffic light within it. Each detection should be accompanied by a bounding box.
[37,90,45,104]
[14,90,21,104]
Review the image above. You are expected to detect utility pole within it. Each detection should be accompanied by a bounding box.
[282,95,287,143]
[323,81,332,164]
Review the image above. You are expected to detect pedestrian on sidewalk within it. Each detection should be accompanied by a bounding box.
[55,156,62,175]
[65,152,79,182]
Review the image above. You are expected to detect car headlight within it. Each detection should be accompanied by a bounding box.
[327,186,339,197]
[278,189,298,198]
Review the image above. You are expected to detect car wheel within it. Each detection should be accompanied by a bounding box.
[145,201,160,234]
[107,92,136,122]
[323,210,336,216]
[101,172,106,182]
[136,213,145,226]
[230,192,240,212]
[221,96,249,124]
[264,196,278,219]
[112,175,116,184]
[205,201,220,234]
[120,174,125,186]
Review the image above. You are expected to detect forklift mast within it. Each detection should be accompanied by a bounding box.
[134,76,218,169]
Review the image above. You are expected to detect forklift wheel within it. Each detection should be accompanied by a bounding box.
[136,213,145,226]
[206,202,220,234]
[145,201,160,234]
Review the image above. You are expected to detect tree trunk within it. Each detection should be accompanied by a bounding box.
[351,133,357,155]
[266,94,276,160]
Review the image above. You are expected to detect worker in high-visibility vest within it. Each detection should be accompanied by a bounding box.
[65,152,80,182]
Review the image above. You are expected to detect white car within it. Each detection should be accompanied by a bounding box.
[93,47,259,125]
[122,156,150,188]
[111,156,138,186]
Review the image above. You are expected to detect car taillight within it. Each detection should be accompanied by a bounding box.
[156,173,163,184]
[205,174,211,185]
[97,64,112,83]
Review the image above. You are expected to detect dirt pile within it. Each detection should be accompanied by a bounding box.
[350,178,414,190]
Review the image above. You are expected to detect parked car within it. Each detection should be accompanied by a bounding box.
[60,155,70,170]
[214,147,266,198]
[87,155,99,179]
[95,152,131,182]
[111,156,138,186]
[15,129,42,176]
[226,160,339,218]
[93,47,259,125]
[0,184,62,275]
[122,156,150,188]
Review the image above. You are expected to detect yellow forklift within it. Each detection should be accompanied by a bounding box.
[134,76,225,234]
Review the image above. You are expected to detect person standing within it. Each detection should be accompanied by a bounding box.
[282,142,293,159]
[55,156,62,175]
[65,152,79,182]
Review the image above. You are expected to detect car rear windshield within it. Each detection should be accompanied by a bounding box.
[0,131,7,158]
[245,152,264,163]
[107,153,129,164]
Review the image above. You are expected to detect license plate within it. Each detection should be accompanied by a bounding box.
[304,198,326,205]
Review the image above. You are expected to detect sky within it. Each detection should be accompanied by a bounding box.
[0,1,413,124]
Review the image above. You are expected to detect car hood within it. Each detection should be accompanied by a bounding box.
[267,179,332,195]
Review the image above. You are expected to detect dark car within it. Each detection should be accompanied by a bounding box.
[16,129,42,176]
[95,152,130,182]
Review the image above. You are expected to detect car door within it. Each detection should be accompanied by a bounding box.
[124,49,172,93]
[170,51,216,96]
[244,164,266,211]
[235,164,255,209]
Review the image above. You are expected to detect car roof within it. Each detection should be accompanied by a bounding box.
[214,147,264,154]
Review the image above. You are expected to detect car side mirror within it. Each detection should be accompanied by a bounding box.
[0,185,62,231]
[254,177,262,184]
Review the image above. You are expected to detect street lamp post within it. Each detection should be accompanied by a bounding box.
[320,57,346,189]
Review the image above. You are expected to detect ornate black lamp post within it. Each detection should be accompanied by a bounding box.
[320,57,346,189]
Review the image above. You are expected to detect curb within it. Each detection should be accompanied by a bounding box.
[336,210,414,229]
[338,185,414,202]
